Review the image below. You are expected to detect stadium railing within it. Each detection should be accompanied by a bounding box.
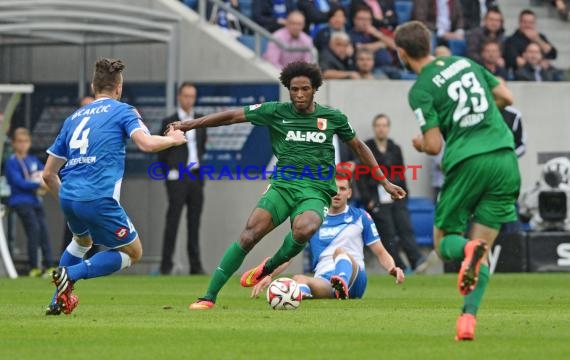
[197,0,315,59]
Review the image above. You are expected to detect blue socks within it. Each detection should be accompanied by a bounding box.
[66,250,130,281]
[298,283,312,298]
[334,253,353,284]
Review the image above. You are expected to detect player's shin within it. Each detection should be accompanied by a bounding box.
[65,250,130,280]
[439,234,468,261]
[264,232,306,274]
[462,264,490,315]
[333,253,353,284]
[204,242,248,301]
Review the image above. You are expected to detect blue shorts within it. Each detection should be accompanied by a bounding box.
[60,197,138,249]
[316,267,368,299]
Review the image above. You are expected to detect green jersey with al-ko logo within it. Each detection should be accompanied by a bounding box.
[408,56,514,173]
[243,101,356,196]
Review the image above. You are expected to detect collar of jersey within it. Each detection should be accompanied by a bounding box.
[93,97,111,103]
[327,205,349,216]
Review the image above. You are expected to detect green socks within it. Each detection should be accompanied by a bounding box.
[439,234,468,261]
[264,232,306,273]
[463,264,490,315]
[204,242,248,302]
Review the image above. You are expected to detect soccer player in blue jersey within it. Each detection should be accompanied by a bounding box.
[250,178,405,300]
[43,58,187,315]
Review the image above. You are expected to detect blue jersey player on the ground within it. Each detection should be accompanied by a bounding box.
[250,178,405,300]
[43,58,187,315]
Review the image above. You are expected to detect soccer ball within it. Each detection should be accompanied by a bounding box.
[266,277,302,310]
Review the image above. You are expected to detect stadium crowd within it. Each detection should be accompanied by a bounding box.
[182,0,567,81]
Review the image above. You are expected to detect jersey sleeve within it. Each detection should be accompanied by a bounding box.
[46,121,69,160]
[243,102,278,126]
[408,86,440,133]
[335,113,356,142]
[121,106,150,138]
[360,209,380,246]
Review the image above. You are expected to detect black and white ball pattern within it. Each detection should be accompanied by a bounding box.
[266,277,302,310]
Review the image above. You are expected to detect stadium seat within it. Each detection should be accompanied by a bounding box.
[240,0,253,19]
[448,39,466,56]
[395,1,413,24]
[183,0,198,10]
[407,197,435,246]
[237,35,268,55]
[399,70,417,80]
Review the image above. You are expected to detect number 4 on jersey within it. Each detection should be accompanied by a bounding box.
[70,116,91,154]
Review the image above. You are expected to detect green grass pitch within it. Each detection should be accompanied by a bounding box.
[1,274,569,359]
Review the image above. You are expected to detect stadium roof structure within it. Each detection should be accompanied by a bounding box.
[0,0,182,113]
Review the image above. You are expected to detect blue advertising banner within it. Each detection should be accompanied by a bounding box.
[22,83,278,176]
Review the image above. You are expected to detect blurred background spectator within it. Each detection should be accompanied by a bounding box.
[434,45,451,57]
[514,42,562,81]
[252,0,296,33]
[5,128,54,277]
[412,0,465,45]
[350,0,398,31]
[466,6,505,64]
[263,11,315,69]
[460,0,499,30]
[314,5,348,51]
[320,31,358,79]
[208,0,242,35]
[355,48,378,79]
[504,9,557,73]
[297,0,334,35]
[552,0,569,21]
[349,5,400,78]
[481,40,509,80]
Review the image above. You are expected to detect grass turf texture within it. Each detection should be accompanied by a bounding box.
[1,274,569,360]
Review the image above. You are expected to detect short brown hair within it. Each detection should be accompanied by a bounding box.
[372,113,390,127]
[178,81,196,94]
[12,127,31,140]
[92,58,125,94]
[395,21,432,60]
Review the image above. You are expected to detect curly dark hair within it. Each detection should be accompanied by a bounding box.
[92,58,125,94]
[279,61,323,90]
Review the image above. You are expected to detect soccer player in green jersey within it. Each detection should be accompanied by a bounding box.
[394,22,521,341]
[168,61,407,310]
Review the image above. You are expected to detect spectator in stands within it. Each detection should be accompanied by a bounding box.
[466,6,505,64]
[514,42,562,82]
[481,40,508,80]
[349,0,398,31]
[320,32,359,79]
[349,5,400,79]
[412,0,465,45]
[263,11,315,69]
[460,0,499,30]
[314,5,347,51]
[504,9,557,73]
[297,0,332,35]
[208,0,242,35]
[356,114,426,272]
[355,49,378,79]
[252,0,296,33]
[434,45,451,57]
[5,128,55,277]
[553,0,569,21]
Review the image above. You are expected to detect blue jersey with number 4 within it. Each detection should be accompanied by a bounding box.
[47,97,149,201]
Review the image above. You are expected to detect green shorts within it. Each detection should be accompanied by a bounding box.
[256,181,331,226]
[435,149,521,233]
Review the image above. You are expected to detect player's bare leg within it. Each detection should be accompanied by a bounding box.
[292,275,333,299]
[190,208,275,309]
[330,248,358,299]
[241,210,321,287]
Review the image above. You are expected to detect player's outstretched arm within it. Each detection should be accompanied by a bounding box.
[42,155,67,199]
[250,261,291,298]
[368,241,405,284]
[345,137,406,200]
[168,108,248,134]
[131,129,187,153]
[492,80,514,109]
